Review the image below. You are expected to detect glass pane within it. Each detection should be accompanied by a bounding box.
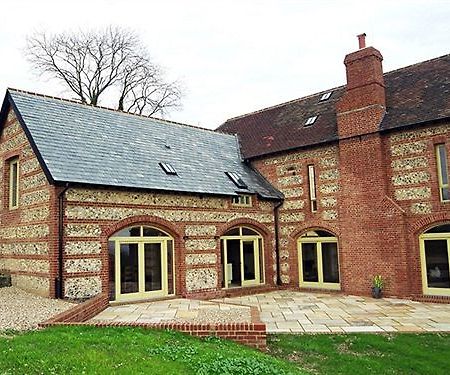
[438,145,449,185]
[120,243,139,294]
[11,161,18,207]
[322,242,340,283]
[108,241,115,300]
[302,243,318,282]
[114,226,141,237]
[243,241,256,281]
[315,230,334,237]
[143,227,168,237]
[226,239,241,287]
[167,240,174,294]
[242,227,258,236]
[442,188,450,201]
[225,228,240,236]
[144,243,162,292]
[424,240,450,288]
[425,224,450,233]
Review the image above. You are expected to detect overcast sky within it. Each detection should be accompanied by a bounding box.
[1,0,449,129]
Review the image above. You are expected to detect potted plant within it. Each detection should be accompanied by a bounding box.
[371,275,384,299]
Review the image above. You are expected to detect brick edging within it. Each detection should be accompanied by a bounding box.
[39,320,267,350]
[39,294,267,349]
[42,293,109,323]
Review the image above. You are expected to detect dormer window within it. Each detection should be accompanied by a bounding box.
[305,116,318,127]
[319,91,332,101]
[159,162,177,175]
[226,172,247,189]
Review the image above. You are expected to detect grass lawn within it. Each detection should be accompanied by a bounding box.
[0,326,302,375]
[268,333,450,374]
[1,327,450,374]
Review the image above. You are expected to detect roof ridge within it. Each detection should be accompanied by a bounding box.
[7,87,225,136]
[221,85,345,124]
[383,52,450,77]
[219,52,450,126]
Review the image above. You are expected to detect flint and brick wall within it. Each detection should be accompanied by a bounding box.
[387,122,450,297]
[252,144,340,288]
[62,187,277,299]
[0,108,56,296]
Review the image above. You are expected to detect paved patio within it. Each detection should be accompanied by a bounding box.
[92,298,253,324]
[92,291,450,334]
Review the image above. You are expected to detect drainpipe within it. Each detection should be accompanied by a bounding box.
[56,183,70,299]
[273,199,283,286]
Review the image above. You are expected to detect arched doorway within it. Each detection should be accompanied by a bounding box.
[220,226,264,288]
[297,230,340,290]
[419,223,450,296]
[108,225,175,302]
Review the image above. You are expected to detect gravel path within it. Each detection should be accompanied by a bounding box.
[0,287,74,331]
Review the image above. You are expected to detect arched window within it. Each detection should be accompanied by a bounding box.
[220,226,264,288]
[108,225,174,302]
[420,224,450,296]
[298,230,340,290]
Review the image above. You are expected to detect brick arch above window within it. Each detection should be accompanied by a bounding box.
[102,215,183,240]
[290,223,340,240]
[217,218,271,239]
[409,213,450,236]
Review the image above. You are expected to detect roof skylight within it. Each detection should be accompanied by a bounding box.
[226,172,248,189]
[159,162,177,175]
[319,91,333,101]
[304,116,318,127]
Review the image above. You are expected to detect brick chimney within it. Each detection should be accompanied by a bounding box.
[337,34,386,138]
[336,36,408,298]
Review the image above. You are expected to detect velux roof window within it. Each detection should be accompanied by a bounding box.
[226,172,248,189]
[319,91,333,101]
[304,116,318,127]
[159,162,177,175]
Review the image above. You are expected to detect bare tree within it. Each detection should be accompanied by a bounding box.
[26,27,182,116]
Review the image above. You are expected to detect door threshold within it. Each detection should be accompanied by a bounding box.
[110,295,177,306]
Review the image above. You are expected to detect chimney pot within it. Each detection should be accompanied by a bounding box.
[357,33,367,49]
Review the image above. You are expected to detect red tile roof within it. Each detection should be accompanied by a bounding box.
[217,53,450,159]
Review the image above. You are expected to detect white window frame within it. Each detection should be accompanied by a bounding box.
[231,194,252,207]
[308,164,318,212]
[436,144,449,202]
[9,157,19,210]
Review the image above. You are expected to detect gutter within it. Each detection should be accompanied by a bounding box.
[273,199,283,286]
[56,183,70,299]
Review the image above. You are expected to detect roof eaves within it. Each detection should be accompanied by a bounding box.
[0,91,12,137]
[380,115,450,134]
[245,137,340,160]
[51,179,281,200]
[6,90,55,185]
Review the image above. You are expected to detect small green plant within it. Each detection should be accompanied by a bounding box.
[372,275,384,289]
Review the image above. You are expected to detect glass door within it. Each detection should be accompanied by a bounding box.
[298,231,340,290]
[119,243,139,295]
[144,243,163,292]
[115,240,167,301]
[242,240,260,286]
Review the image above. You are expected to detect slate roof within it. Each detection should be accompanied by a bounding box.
[1,89,282,199]
[217,53,450,159]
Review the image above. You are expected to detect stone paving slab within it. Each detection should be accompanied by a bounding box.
[213,291,450,334]
[92,291,450,334]
[91,298,252,325]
